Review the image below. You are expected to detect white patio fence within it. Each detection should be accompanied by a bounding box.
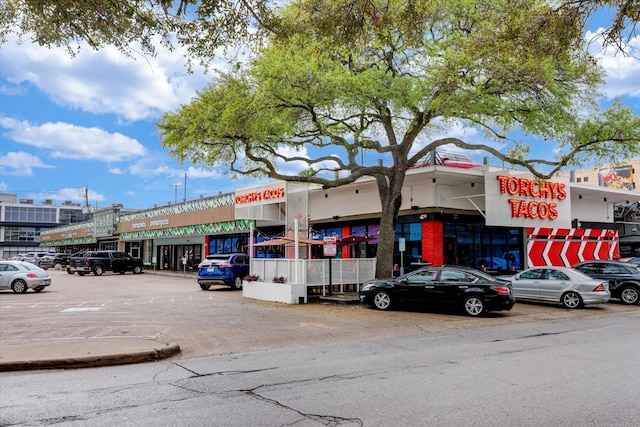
[250,258,376,288]
[244,258,377,304]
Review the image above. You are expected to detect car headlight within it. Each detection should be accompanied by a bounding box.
[361,283,377,291]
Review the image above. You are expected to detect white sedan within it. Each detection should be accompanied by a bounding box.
[501,266,610,309]
[0,261,52,293]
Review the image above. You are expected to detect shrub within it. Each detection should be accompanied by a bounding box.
[272,276,287,283]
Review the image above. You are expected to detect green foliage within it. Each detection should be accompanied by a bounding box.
[5,0,638,278]
[159,0,639,182]
[156,0,639,278]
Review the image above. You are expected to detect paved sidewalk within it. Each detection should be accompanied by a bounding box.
[0,338,180,372]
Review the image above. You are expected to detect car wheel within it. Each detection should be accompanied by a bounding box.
[619,286,640,305]
[11,279,28,294]
[133,265,142,274]
[200,284,211,291]
[562,291,582,309]
[93,265,104,276]
[78,272,85,276]
[66,268,74,275]
[231,276,243,290]
[373,290,392,310]
[463,296,485,316]
[34,286,44,293]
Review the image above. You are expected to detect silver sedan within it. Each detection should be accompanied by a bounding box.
[0,261,52,293]
[501,266,610,309]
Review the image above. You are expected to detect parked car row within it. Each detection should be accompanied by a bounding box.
[9,252,53,268]
[359,260,640,316]
[7,252,72,270]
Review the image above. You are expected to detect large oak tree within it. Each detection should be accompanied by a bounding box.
[2,0,639,278]
[157,0,640,278]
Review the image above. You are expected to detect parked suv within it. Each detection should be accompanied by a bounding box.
[197,253,250,291]
[22,252,51,268]
[573,260,640,305]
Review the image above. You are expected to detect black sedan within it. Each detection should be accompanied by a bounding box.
[359,266,515,316]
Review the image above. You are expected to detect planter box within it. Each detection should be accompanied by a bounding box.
[243,281,307,304]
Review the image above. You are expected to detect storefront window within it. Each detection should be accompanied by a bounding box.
[394,223,423,266]
[443,221,522,272]
[209,235,248,255]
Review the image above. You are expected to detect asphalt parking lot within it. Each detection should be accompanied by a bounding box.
[1,268,637,360]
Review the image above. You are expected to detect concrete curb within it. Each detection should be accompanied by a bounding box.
[0,342,181,372]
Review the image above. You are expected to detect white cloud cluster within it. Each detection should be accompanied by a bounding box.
[0,116,147,162]
[26,187,106,204]
[587,31,640,99]
[0,151,54,176]
[1,35,216,121]
[126,153,221,180]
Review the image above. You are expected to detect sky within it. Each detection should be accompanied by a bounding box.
[0,10,639,211]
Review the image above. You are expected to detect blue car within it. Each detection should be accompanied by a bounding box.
[197,253,250,290]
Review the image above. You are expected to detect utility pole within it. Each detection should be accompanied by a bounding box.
[171,184,182,204]
[184,172,187,202]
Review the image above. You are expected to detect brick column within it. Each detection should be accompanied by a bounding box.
[422,221,443,266]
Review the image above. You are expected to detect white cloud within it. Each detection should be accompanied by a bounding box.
[587,31,640,99]
[1,35,219,121]
[26,187,106,204]
[109,167,125,174]
[274,145,340,176]
[0,151,54,176]
[184,165,223,179]
[127,153,221,180]
[0,181,8,191]
[1,116,147,162]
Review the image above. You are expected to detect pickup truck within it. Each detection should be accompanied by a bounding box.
[68,250,144,276]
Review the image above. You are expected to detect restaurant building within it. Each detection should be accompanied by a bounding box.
[38,160,640,276]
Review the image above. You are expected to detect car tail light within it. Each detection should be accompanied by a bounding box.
[26,273,39,278]
[85,258,91,266]
[491,286,511,295]
[593,283,606,292]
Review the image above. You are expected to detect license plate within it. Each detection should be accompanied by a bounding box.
[207,268,214,272]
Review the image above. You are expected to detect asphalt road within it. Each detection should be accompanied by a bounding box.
[1,312,639,426]
[1,268,638,360]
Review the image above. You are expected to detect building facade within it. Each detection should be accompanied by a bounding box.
[0,193,88,259]
[37,160,640,275]
[560,160,640,256]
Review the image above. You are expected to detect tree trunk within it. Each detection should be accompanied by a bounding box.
[374,173,405,279]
